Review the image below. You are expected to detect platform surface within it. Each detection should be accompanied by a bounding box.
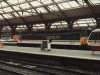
[0,45,100,61]
[4,42,17,44]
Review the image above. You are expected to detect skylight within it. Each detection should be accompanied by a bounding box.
[3,14,13,19]
[36,7,48,13]
[0,15,4,20]
[20,3,30,9]
[48,5,59,11]
[3,7,12,12]
[30,1,42,7]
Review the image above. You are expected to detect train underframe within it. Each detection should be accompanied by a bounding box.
[17,43,89,50]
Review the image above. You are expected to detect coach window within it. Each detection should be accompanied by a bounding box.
[71,33,74,40]
[66,35,70,40]
[74,34,80,40]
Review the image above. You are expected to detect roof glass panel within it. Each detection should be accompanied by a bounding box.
[1,2,8,7]
[18,11,31,17]
[68,1,80,8]
[62,22,67,24]
[54,0,63,2]
[30,1,42,7]
[36,7,48,13]
[33,27,37,29]
[89,23,96,26]
[3,14,13,19]
[58,3,71,10]
[77,0,87,7]
[3,7,12,12]
[26,9,37,15]
[38,27,45,29]
[8,0,18,4]
[17,0,25,3]
[90,0,100,5]
[40,0,52,4]
[73,18,96,27]
[0,15,4,20]
[10,12,19,17]
[48,5,59,11]
[0,9,4,13]
[20,3,30,9]
[18,12,23,17]
[79,24,88,26]
[22,12,31,17]
[13,5,20,10]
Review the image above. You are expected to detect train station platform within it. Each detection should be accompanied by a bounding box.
[4,42,17,44]
[0,45,100,61]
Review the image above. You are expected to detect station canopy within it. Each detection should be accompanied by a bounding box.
[0,0,100,30]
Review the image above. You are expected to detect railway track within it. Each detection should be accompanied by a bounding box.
[0,58,87,75]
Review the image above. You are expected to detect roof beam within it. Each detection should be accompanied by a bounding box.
[38,1,51,13]
[75,0,84,7]
[25,0,47,25]
[0,14,12,26]
[4,1,28,26]
[84,0,97,19]
[0,0,74,9]
[52,0,67,20]
[84,0,100,28]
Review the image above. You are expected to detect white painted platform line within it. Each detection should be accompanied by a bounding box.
[0,46,100,61]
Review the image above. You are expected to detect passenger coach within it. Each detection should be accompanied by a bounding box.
[87,29,100,51]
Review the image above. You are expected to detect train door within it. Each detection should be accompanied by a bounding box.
[96,32,100,46]
[88,32,96,46]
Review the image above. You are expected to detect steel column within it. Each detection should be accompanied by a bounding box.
[10,26,16,39]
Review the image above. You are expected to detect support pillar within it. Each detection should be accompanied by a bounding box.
[10,26,16,39]
[96,18,100,28]
[45,25,50,31]
[45,23,51,31]
[0,27,2,39]
[67,20,75,30]
[26,25,32,32]
[68,23,73,30]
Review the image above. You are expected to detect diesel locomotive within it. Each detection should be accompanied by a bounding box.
[17,30,91,49]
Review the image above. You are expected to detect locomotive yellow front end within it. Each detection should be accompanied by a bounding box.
[80,37,88,49]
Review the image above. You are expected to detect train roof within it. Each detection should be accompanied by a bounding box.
[92,29,100,32]
[17,30,91,35]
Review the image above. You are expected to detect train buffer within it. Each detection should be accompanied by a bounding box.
[0,42,4,47]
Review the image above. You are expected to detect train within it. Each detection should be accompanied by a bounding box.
[87,28,100,51]
[17,30,91,50]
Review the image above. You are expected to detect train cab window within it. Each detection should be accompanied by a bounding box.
[89,32,96,40]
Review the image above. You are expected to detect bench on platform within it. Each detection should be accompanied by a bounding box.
[0,42,4,47]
